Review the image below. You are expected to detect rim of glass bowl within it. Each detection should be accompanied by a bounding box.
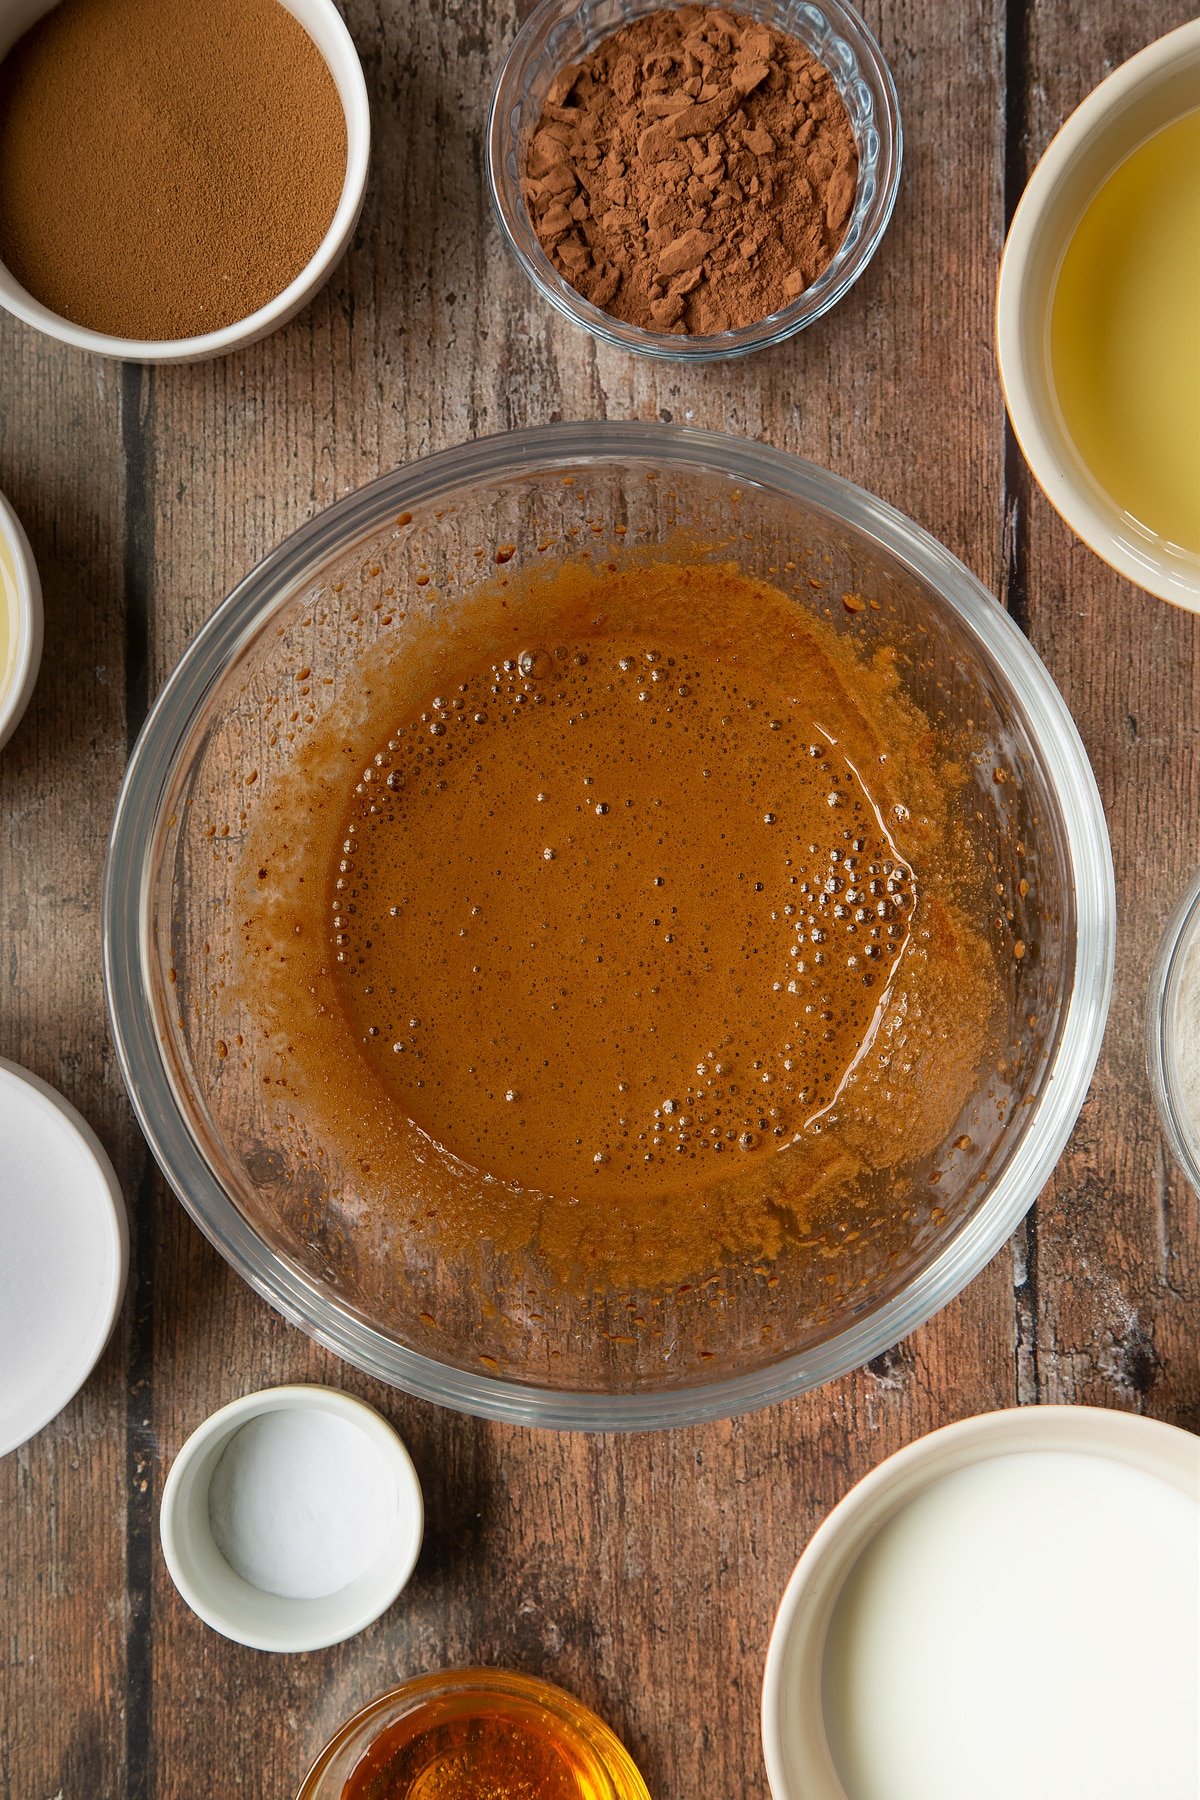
[103,423,1115,1431]
[486,0,902,362]
[1146,865,1200,1196]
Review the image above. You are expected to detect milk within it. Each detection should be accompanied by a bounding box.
[823,1450,1200,1800]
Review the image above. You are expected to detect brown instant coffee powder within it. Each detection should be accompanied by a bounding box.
[523,5,859,335]
[0,0,348,341]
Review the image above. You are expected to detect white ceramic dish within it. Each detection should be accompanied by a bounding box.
[762,1405,1200,1800]
[997,20,1200,611]
[0,0,370,363]
[0,488,42,750]
[0,1058,128,1456]
[159,1384,424,1652]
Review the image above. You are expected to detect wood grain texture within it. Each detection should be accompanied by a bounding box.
[1014,0,1200,1428]
[0,1,1195,1796]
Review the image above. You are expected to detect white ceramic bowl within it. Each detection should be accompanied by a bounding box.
[0,1057,128,1456]
[0,487,42,751]
[0,0,370,363]
[761,1405,1200,1799]
[997,20,1200,610]
[159,1384,424,1652]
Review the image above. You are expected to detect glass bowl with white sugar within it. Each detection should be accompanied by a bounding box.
[1148,865,1200,1195]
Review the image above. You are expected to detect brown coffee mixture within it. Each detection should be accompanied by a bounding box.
[523,6,859,335]
[334,620,915,1200]
[0,0,347,340]
[233,554,1000,1295]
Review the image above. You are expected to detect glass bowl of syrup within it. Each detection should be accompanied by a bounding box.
[296,1669,650,1800]
[104,422,1114,1428]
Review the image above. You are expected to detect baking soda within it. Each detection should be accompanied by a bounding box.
[208,1408,397,1600]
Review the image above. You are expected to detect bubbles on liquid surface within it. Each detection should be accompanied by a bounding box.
[328,636,917,1197]
[517,646,553,681]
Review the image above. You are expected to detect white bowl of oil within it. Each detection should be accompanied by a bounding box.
[0,489,42,750]
[997,20,1200,611]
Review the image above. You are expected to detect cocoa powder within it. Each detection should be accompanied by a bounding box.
[523,6,860,336]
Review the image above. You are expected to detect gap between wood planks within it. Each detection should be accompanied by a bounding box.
[120,361,156,1800]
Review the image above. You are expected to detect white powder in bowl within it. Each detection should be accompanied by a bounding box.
[207,1408,398,1600]
[1172,932,1200,1138]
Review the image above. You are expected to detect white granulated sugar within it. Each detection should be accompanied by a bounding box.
[1174,934,1200,1132]
[207,1409,397,1600]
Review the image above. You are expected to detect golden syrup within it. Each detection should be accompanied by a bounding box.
[339,1677,648,1800]
[1051,108,1200,556]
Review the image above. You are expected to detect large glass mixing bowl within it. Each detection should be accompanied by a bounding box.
[103,425,1114,1428]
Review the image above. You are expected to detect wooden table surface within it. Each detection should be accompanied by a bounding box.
[2,2,1197,1795]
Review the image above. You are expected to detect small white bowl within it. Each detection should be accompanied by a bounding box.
[0,487,43,751]
[0,0,370,363]
[997,20,1200,610]
[160,1384,424,1653]
[762,1405,1200,1799]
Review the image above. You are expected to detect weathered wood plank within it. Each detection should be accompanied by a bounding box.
[0,341,139,1798]
[1016,0,1200,1431]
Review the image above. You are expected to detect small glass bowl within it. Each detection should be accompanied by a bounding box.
[296,1669,651,1800]
[487,0,901,361]
[1147,866,1200,1195]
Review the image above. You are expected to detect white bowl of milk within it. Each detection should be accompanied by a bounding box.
[762,1405,1200,1800]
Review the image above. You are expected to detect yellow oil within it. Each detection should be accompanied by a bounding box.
[1051,108,1200,555]
[0,530,15,705]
